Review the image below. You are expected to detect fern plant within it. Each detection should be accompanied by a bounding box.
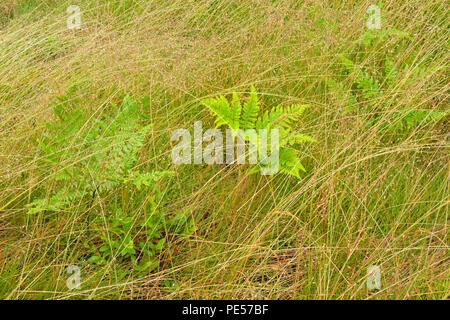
[27,96,170,214]
[327,28,411,113]
[27,95,184,272]
[327,28,447,133]
[202,87,315,179]
[337,54,383,106]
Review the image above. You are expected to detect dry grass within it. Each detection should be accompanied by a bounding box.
[0,0,448,299]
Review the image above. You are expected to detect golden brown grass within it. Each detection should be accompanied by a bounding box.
[0,0,448,299]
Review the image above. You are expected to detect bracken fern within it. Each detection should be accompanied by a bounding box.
[27,96,170,214]
[202,86,315,179]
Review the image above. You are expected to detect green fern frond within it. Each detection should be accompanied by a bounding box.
[339,55,357,74]
[240,86,260,129]
[250,147,305,179]
[202,95,235,130]
[27,96,157,214]
[357,28,412,48]
[256,104,309,130]
[339,55,382,104]
[124,170,175,190]
[384,57,398,85]
[278,147,306,179]
[26,187,84,215]
[357,72,382,101]
[286,133,317,146]
[387,110,447,132]
[230,92,242,131]
[202,87,314,179]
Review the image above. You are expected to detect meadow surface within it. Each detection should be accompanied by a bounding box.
[0,0,448,299]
